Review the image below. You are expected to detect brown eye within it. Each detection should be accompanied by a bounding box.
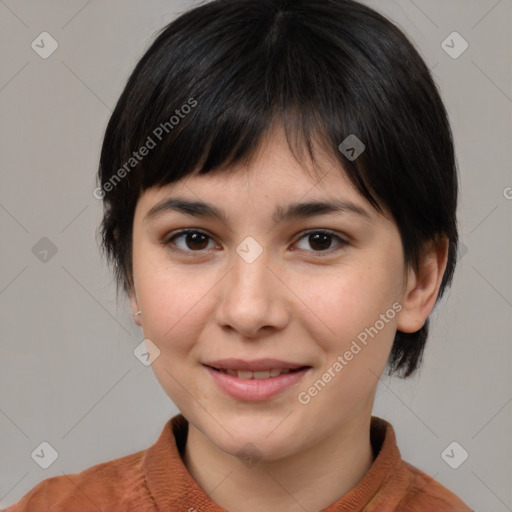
[166,230,215,252]
[165,228,348,257]
[294,230,348,254]
[308,232,333,251]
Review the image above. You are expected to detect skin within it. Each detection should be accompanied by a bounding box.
[129,125,449,512]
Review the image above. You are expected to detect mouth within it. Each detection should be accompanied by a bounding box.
[203,362,312,401]
[205,365,311,380]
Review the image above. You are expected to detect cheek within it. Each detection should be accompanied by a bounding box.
[137,272,211,345]
[294,270,399,416]
[135,269,215,403]
[132,241,216,357]
[295,265,400,350]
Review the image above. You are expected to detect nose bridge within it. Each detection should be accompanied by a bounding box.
[215,240,288,335]
[231,243,270,297]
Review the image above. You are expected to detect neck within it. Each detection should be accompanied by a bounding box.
[183,413,375,512]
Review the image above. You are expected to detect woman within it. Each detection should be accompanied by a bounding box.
[5,0,472,510]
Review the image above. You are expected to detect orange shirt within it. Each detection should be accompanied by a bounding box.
[3,414,473,511]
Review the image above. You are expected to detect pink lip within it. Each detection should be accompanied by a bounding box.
[204,365,311,401]
[203,358,307,371]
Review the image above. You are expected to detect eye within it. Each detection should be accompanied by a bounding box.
[165,229,217,253]
[294,230,348,255]
[165,228,348,257]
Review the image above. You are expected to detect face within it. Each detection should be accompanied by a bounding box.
[129,127,412,461]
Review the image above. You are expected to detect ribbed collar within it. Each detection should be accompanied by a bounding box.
[142,414,407,511]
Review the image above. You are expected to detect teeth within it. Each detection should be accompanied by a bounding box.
[216,368,297,379]
[253,370,270,379]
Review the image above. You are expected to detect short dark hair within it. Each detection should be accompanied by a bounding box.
[96,0,459,378]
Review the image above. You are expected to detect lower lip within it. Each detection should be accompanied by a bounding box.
[204,365,311,401]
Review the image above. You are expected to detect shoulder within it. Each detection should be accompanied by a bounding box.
[2,449,155,512]
[397,460,474,512]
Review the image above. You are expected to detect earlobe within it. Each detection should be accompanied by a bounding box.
[129,288,142,327]
[396,236,449,334]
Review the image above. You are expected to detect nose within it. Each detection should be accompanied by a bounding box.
[214,248,290,339]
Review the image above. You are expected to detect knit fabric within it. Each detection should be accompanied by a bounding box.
[3,414,473,512]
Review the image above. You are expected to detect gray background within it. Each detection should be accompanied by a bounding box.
[0,1,511,510]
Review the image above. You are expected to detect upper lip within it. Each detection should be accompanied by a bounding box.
[203,358,310,371]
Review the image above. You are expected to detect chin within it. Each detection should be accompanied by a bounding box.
[213,426,299,463]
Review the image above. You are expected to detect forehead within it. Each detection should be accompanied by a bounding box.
[137,125,370,216]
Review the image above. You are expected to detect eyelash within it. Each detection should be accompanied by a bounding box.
[164,228,349,258]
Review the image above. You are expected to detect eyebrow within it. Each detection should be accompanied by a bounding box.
[143,197,372,225]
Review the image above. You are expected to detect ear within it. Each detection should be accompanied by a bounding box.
[129,285,142,327]
[396,235,450,333]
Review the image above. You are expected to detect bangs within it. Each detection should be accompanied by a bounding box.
[100,2,386,211]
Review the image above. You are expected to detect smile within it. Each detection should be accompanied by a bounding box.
[207,367,308,379]
[203,364,312,401]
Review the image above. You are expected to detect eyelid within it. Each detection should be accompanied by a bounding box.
[164,228,218,252]
[164,228,349,256]
[292,229,349,256]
